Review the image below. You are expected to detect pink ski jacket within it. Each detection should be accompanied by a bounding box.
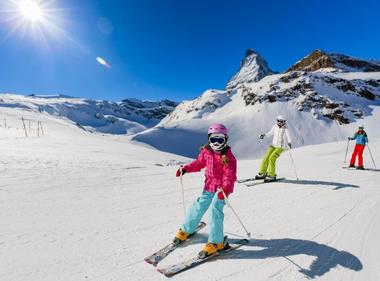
[184,146,237,195]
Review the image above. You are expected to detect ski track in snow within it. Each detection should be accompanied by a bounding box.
[0,107,379,281]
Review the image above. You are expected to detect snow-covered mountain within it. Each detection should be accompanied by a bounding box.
[1,50,379,159]
[133,50,380,158]
[0,94,178,135]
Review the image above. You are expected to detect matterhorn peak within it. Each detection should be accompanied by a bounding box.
[244,48,258,58]
[227,49,275,92]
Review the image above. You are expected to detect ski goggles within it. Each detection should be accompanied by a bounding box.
[277,120,286,125]
[209,137,226,144]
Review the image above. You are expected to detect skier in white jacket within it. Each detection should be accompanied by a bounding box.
[255,115,292,182]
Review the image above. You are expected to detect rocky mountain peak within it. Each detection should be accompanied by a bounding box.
[226,49,275,92]
[286,49,380,73]
[286,50,334,72]
[244,48,257,58]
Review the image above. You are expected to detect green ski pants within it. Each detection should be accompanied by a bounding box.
[259,145,284,177]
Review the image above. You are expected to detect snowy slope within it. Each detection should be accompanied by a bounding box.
[0,94,177,135]
[133,50,380,158]
[1,106,380,281]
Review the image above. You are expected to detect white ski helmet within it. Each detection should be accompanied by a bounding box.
[277,115,286,126]
[358,124,364,129]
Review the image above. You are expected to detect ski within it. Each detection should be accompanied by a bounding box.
[144,221,206,266]
[342,166,359,170]
[237,177,262,183]
[246,177,285,187]
[342,167,379,172]
[157,238,249,277]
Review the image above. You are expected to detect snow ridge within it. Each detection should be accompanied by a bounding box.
[0,94,178,135]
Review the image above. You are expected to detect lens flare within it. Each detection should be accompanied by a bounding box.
[96,57,111,68]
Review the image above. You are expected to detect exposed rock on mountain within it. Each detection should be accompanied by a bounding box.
[286,50,380,73]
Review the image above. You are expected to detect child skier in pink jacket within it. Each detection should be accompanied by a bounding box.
[174,123,237,257]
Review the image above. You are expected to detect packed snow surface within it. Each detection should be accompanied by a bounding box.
[1,107,380,281]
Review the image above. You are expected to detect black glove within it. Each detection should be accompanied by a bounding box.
[259,134,265,140]
[348,137,351,140]
[288,143,292,148]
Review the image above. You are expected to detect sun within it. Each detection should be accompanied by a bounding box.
[0,0,73,47]
[18,0,44,22]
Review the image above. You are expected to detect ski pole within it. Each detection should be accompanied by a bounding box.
[288,148,299,181]
[257,137,266,150]
[179,166,186,217]
[344,139,350,163]
[367,143,377,169]
[220,189,251,238]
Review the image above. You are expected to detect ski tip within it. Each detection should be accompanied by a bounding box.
[157,268,173,277]
[240,239,250,244]
[144,258,158,267]
[228,238,249,246]
[156,268,165,276]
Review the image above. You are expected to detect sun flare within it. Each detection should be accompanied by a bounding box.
[18,0,44,22]
[0,0,73,47]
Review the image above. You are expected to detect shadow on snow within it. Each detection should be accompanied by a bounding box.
[224,237,363,279]
[187,233,362,278]
[281,179,360,190]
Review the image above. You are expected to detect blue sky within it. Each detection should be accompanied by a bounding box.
[0,0,379,101]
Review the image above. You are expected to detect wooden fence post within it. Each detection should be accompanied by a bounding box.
[40,121,45,136]
[21,116,28,137]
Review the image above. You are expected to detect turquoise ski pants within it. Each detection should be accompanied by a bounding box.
[182,190,226,244]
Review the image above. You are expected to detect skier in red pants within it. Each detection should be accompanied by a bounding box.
[349,125,368,170]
